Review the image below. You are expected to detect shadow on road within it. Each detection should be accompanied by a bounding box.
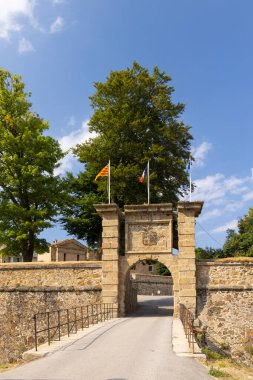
[129,295,174,317]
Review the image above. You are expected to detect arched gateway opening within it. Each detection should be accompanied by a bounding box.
[125,259,174,316]
[95,202,203,318]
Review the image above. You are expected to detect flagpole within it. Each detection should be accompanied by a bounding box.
[189,162,192,202]
[147,160,150,204]
[108,160,111,204]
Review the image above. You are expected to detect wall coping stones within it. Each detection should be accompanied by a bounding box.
[196,260,253,267]
[0,262,102,271]
[0,286,102,292]
[124,203,173,213]
[94,203,122,217]
[177,201,204,217]
[197,286,253,291]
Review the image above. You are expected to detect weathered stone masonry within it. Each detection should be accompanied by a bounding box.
[95,202,203,317]
[132,273,173,296]
[196,260,253,367]
[0,262,102,363]
[1,202,252,368]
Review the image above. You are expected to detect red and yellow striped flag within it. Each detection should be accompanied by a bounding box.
[95,164,109,181]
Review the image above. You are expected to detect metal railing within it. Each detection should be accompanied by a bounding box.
[33,303,115,351]
[179,303,196,353]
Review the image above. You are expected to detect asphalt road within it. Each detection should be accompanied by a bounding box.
[0,296,212,380]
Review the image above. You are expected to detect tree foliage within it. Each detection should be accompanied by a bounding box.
[61,171,105,248]
[0,69,64,261]
[62,62,193,246]
[195,247,226,259]
[155,261,171,276]
[223,208,253,257]
[197,208,253,259]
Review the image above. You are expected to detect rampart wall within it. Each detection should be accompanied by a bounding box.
[132,273,173,295]
[196,259,253,367]
[0,253,253,368]
[0,262,102,363]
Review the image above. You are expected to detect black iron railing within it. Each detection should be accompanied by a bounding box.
[33,303,115,351]
[179,303,196,353]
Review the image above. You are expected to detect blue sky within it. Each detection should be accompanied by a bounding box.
[1,0,253,249]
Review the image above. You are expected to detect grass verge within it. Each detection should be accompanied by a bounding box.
[197,355,253,379]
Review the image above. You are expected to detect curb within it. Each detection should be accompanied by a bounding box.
[172,318,206,358]
[22,318,120,361]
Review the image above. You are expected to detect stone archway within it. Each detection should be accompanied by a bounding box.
[124,257,175,315]
[95,201,203,318]
[120,253,179,317]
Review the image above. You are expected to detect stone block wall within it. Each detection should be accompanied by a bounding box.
[196,259,253,367]
[177,202,203,315]
[0,262,102,363]
[132,274,173,296]
[124,273,138,314]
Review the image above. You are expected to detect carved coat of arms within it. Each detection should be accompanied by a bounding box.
[142,227,158,246]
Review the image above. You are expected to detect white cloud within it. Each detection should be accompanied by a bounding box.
[52,0,66,5]
[59,120,94,151]
[192,171,253,205]
[225,201,244,212]
[18,37,34,54]
[196,230,205,237]
[55,120,96,175]
[0,1,65,51]
[189,168,253,239]
[67,116,76,128]
[50,16,64,33]
[199,208,222,221]
[242,191,253,202]
[0,0,35,40]
[192,141,212,167]
[192,173,226,202]
[212,219,238,233]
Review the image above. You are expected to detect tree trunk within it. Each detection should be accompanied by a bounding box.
[22,232,35,262]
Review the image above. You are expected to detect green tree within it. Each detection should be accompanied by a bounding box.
[0,69,64,261]
[62,62,193,246]
[155,261,171,276]
[195,247,226,259]
[223,209,253,257]
[61,171,104,248]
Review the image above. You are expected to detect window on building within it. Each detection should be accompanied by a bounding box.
[148,265,153,272]
[64,253,67,261]
[77,255,80,261]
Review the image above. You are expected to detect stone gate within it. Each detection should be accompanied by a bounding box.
[95,201,203,317]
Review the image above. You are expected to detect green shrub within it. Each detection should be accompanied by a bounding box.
[202,347,225,360]
[246,345,253,355]
[209,367,231,378]
[219,342,230,351]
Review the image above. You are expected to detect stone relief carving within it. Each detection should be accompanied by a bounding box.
[127,222,171,252]
[142,227,158,246]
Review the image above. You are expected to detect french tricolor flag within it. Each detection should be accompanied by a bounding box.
[140,165,148,183]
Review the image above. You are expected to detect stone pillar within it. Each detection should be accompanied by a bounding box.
[94,204,122,316]
[177,201,203,316]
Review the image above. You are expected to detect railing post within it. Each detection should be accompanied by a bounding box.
[67,309,70,337]
[81,306,84,330]
[58,310,61,341]
[87,305,89,328]
[34,314,38,351]
[47,312,50,346]
[74,307,77,333]
[34,303,116,351]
